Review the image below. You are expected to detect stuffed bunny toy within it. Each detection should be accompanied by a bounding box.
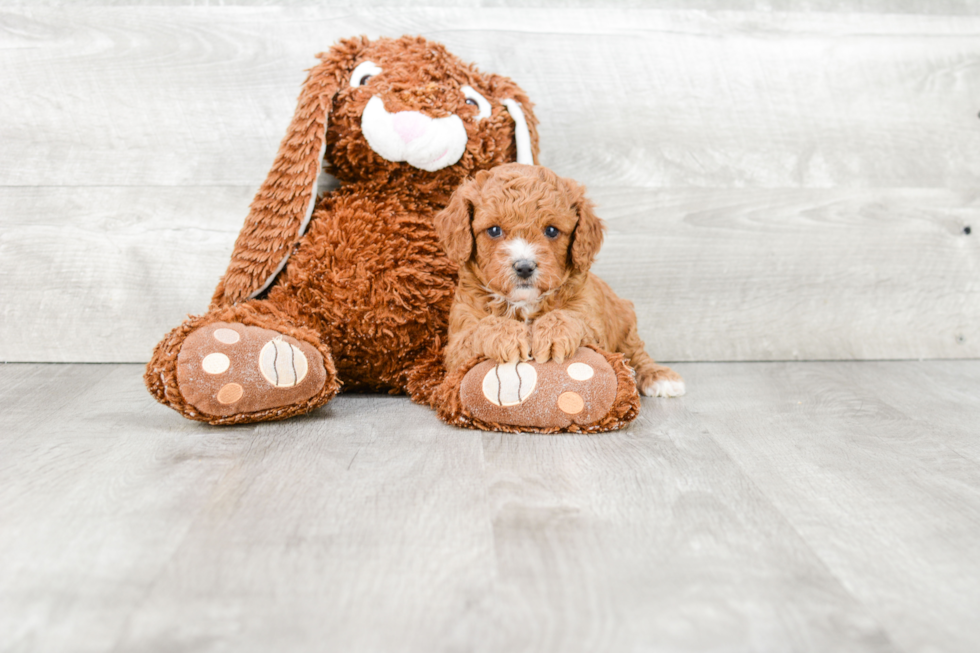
[145,35,641,432]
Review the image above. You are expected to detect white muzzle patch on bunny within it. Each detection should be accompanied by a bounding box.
[360,96,468,172]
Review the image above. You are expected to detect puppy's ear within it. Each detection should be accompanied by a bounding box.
[567,179,605,273]
[435,173,487,263]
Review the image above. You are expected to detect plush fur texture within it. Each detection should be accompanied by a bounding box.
[434,345,641,434]
[146,36,541,424]
[435,164,686,398]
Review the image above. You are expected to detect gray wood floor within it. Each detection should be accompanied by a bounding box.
[2,360,978,652]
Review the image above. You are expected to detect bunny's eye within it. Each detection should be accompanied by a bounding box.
[461,85,492,120]
[486,226,503,239]
[349,61,382,88]
[544,226,560,239]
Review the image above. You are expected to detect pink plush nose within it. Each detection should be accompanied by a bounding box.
[392,111,429,143]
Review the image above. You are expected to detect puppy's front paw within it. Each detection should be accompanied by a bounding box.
[473,316,532,364]
[531,311,585,364]
[637,366,686,398]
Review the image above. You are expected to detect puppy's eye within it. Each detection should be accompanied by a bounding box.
[349,61,382,88]
[486,226,503,239]
[544,226,560,239]
[461,85,492,120]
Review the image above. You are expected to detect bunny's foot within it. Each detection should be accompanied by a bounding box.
[438,347,640,433]
[171,322,336,423]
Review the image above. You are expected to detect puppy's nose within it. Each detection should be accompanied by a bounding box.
[513,259,537,279]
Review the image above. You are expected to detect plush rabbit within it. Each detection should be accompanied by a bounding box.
[145,35,640,432]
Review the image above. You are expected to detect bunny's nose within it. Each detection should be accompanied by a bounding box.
[513,260,537,279]
[392,111,429,143]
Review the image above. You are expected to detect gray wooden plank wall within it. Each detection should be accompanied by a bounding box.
[4,1,980,12]
[1,6,978,363]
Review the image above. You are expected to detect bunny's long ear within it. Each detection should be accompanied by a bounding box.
[211,50,354,307]
[486,74,540,166]
[503,99,535,165]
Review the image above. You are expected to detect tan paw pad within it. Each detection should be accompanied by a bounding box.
[557,391,585,414]
[216,383,243,404]
[176,322,327,418]
[259,337,309,388]
[566,362,594,381]
[482,360,537,406]
[460,347,618,430]
[201,352,230,374]
[213,328,240,344]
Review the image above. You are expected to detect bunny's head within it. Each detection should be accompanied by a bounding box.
[317,36,539,183]
[216,35,540,304]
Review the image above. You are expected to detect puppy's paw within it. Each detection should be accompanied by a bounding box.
[637,366,686,398]
[473,316,532,364]
[532,310,584,364]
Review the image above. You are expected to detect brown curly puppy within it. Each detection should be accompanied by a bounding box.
[145,35,542,424]
[437,164,685,398]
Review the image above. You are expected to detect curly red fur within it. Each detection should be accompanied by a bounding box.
[436,163,684,397]
[145,302,341,425]
[435,345,640,434]
[146,36,542,424]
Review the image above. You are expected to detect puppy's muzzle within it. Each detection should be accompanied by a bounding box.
[513,259,537,280]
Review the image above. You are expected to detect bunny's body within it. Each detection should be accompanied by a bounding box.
[264,182,455,394]
[146,35,644,432]
[146,36,540,423]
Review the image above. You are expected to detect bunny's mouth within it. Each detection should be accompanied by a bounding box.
[360,97,467,172]
[425,148,450,166]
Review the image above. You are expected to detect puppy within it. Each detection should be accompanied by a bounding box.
[435,163,685,398]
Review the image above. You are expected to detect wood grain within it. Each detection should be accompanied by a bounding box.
[3,360,979,651]
[471,419,894,652]
[2,6,978,364]
[0,364,253,652]
[1,8,979,189]
[855,361,980,462]
[5,0,980,12]
[113,394,494,652]
[688,360,980,653]
[591,186,980,362]
[2,185,976,362]
[0,186,246,363]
